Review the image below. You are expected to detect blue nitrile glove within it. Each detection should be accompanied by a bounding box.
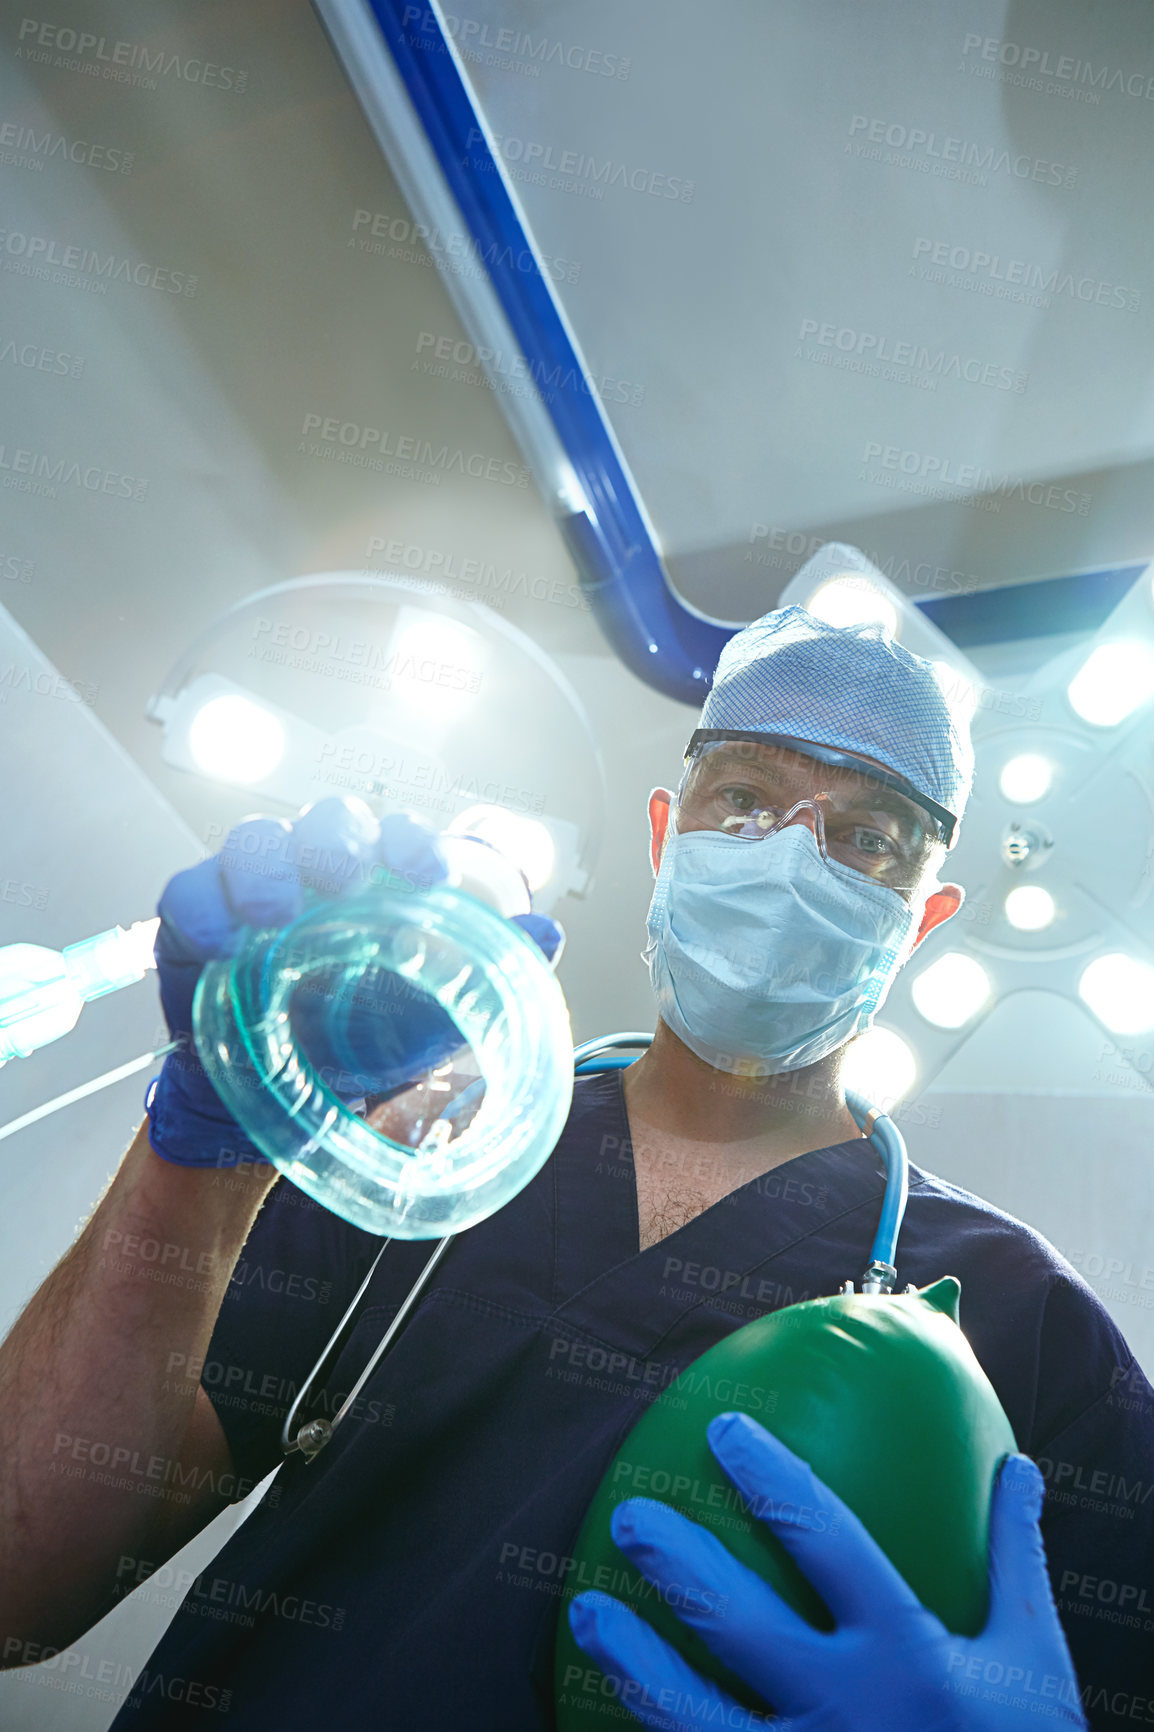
[569,1412,1086,1732]
[146,797,563,1168]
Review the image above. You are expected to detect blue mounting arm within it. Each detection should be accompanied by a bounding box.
[316,0,736,705]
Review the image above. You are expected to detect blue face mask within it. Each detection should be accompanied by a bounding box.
[644,822,917,1077]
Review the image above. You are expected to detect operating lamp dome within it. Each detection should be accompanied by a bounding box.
[147,571,606,913]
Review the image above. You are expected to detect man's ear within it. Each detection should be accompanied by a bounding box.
[648,789,673,876]
[912,882,964,950]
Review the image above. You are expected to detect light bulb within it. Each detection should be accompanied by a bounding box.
[842,1026,917,1105]
[910,952,991,1029]
[386,614,485,719]
[807,576,898,639]
[449,806,557,893]
[188,695,285,784]
[1067,643,1154,727]
[1004,886,1055,931]
[999,754,1052,804]
[1078,953,1154,1034]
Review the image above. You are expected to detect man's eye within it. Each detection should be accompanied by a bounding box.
[846,826,895,857]
[717,785,761,812]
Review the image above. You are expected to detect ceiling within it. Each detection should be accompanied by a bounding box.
[454,0,1154,622]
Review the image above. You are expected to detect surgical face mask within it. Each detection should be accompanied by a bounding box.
[644,818,917,1078]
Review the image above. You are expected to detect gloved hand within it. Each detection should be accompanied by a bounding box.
[569,1412,1086,1732]
[146,797,563,1168]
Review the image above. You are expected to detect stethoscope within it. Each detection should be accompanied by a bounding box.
[281,1033,910,1462]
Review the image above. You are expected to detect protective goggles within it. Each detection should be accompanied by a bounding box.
[676,731,953,893]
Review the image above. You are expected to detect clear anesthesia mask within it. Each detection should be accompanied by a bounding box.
[192,839,574,1239]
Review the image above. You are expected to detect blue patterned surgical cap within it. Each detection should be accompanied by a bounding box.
[697,606,974,841]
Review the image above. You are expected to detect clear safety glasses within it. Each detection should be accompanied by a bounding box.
[675,734,947,896]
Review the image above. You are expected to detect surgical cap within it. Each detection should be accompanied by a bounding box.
[697,605,974,842]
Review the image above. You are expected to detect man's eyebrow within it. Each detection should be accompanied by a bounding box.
[848,782,915,814]
[835,775,927,824]
[802,771,936,843]
[852,788,936,844]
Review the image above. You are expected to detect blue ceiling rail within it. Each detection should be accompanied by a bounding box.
[320,0,734,706]
[918,562,1148,646]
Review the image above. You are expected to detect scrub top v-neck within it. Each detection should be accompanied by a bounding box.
[109,1072,1154,1731]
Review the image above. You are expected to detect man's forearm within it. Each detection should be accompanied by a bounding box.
[0,1122,279,1660]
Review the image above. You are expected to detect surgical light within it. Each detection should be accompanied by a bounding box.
[1067,642,1154,727]
[188,694,285,784]
[1077,953,1154,1034]
[807,576,898,640]
[910,953,992,1029]
[148,576,605,909]
[999,754,1052,804]
[842,1026,917,1106]
[449,806,557,894]
[1004,886,1055,932]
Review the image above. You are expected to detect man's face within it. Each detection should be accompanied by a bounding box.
[648,736,963,949]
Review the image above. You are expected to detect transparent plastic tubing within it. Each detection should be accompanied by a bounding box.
[192,880,574,1239]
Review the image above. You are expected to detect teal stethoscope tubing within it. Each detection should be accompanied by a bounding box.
[569,1045,909,1276]
[279,1035,910,1460]
[844,1086,909,1276]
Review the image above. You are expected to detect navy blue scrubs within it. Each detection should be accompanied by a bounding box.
[110,1073,1154,1730]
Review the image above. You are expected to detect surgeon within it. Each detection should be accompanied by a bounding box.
[1,608,1152,1732]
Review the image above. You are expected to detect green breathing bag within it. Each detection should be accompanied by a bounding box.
[555,1279,1017,1728]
